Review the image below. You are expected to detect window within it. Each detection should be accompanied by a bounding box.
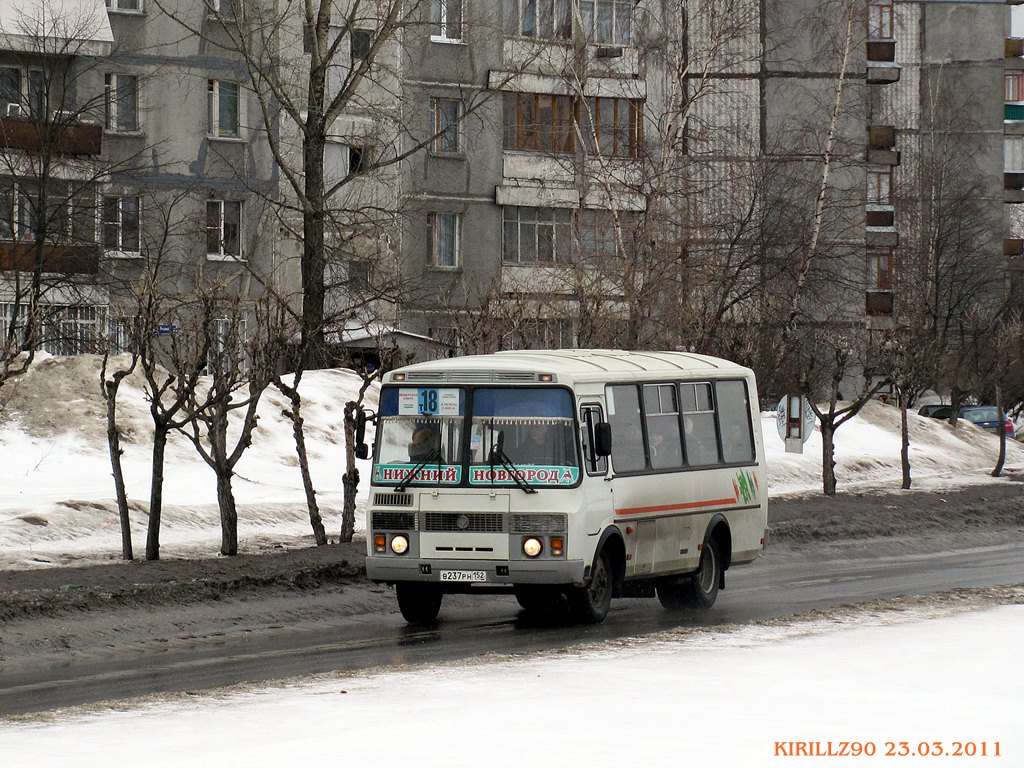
[430,0,463,41]
[347,260,370,292]
[579,209,634,260]
[580,96,641,158]
[580,0,632,45]
[432,98,462,154]
[206,200,241,258]
[105,0,142,11]
[503,92,576,154]
[1006,73,1024,103]
[104,74,138,132]
[0,181,13,240]
[208,317,247,376]
[867,167,891,205]
[503,0,573,41]
[509,319,574,349]
[868,249,893,290]
[103,195,141,254]
[644,384,683,470]
[210,0,236,16]
[716,380,754,464]
[207,80,240,138]
[867,0,893,39]
[351,29,372,61]
[45,306,105,356]
[430,212,459,268]
[0,68,44,116]
[1,182,94,244]
[606,384,645,472]
[502,206,573,263]
[348,145,370,174]
[680,382,719,466]
[1007,137,1024,173]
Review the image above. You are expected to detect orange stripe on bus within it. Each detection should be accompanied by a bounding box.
[615,497,738,516]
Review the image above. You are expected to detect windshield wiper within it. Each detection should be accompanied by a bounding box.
[394,448,442,492]
[489,442,537,495]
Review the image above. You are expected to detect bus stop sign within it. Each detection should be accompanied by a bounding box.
[775,395,815,454]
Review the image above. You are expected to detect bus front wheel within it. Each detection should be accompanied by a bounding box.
[395,582,443,625]
[657,539,720,610]
[570,550,613,623]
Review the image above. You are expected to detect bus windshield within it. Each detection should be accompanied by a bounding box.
[371,385,580,488]
[469,388,580,488]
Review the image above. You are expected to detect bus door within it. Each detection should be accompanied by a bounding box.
[579,404,611,536]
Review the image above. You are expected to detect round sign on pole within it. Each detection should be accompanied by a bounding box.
[775,395,815,452]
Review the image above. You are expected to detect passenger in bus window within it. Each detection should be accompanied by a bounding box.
[516,422,559,465]
[409,425,440,462]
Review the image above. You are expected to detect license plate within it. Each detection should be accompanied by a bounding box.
[439,570,487,582]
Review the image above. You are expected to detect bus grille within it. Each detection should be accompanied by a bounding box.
[423,512,505,533]
[373,492,414,507]
[509,514,567,533]
[372,511,416,530]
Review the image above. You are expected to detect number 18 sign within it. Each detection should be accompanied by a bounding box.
[398,388,462,416]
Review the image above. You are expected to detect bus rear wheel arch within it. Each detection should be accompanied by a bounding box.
[657,520,730,611]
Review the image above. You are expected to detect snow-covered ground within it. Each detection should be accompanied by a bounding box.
[1,355,1022,762]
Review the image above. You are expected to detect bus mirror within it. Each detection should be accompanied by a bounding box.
[355,443,369,460]
[594,422,612,457]
[355,410,368,444]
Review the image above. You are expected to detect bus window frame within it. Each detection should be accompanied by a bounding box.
[580,403,608,476]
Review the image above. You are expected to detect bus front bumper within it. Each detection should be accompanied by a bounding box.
[365,557,586,587]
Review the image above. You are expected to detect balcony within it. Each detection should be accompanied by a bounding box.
[0,242,101,275]
[865,208,895,228]
[1005,172,1024,203]
[0,115,102,156]
[866,291,894,315]
[1006,103,1024,123]
[1003,238,1024,256]
[1007,39,1024,71]
[866,125,899,165]
[866,40,900,84]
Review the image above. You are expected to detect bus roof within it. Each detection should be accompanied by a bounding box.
[385,349,754,385]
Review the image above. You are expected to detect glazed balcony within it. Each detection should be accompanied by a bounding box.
[865,291,894,316]
[0,115,102,156]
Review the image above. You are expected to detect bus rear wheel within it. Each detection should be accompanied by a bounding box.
[657,539,720,610]
[569,550,612,624]
[395,582,443,625]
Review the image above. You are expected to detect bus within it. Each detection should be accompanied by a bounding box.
[363,349,768,625]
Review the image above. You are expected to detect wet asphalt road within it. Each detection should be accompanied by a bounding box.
[2,537,1023,716]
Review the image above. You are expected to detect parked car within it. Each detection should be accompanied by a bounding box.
[958,406,1015,439]
[917,404,950,418]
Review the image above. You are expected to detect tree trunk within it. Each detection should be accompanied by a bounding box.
[105,380,133,560]
[993,400,1007,478]
[216,472,239,556]
[301,128,327,370]
[279,379,327,545]
[340,401,359,543]
[145,423,168,561]
[900,400,912,490]
[821,420,837,496]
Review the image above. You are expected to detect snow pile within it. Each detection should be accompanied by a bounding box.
[0,354,1021,567]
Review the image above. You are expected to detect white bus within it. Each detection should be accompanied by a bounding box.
[363,349,768,624]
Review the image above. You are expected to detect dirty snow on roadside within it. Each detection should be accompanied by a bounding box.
[1,355,1021,569]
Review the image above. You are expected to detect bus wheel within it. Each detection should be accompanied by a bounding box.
[395,582,443,625]
[570,550,612,624]
[657,539,720,610]
[514,586,561,614]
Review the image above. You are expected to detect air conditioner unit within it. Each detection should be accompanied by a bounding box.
[5,103,22,117]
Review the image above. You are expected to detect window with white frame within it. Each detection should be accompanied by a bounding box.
[579,0,631,45]
[45,306,105,356]
[867,0,893,39]
[104,74,139,132]
[431,97,462,154]
[867,167,891,205]
[430,212,460,268]
[103,195,141,254]
[430,0,463,41]
[502,206,573,263]
[207,79,240,138]
[105,0,142,11]
[207,316,247,376]
[209,0,236,16]
[1006,73,1024,103]
[1007,137,1024,172]
[206,200,242,258]
[1,182,94,244]
[0,67,45,116]
[503,0,572,41]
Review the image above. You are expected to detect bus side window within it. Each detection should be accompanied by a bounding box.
[606,384,646,473]
[580,405,608,475]
[680,382,720,466]
[643,383,683,470]
[716,380,755,463]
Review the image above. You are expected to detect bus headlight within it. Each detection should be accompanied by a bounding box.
[390,534,410,555]
[522,537,543,558]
